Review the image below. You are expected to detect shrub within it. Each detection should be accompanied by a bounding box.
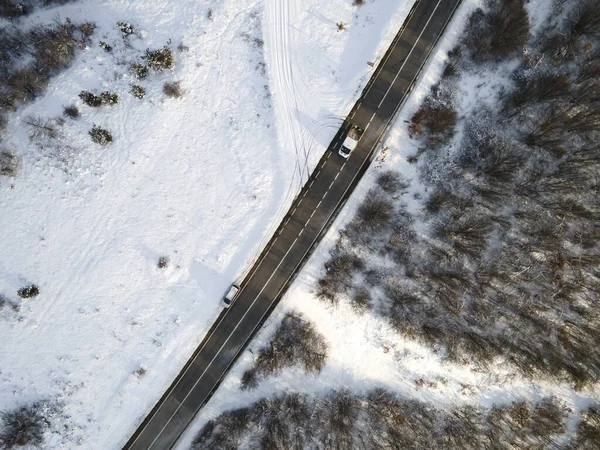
[157,256,168,269]
[240,312,328,389]
[24,115,60,141]
[131,84,145,98]
[117,21,135,36]
[89,125,112,146]
[0,151,20,177]
[353,0,365,6]
[28,18,90,74]
[63,104,79,118]
[17,284,39,298]
[317,251,364,302]
[100,91,119,105]
[376,170,410,195]
[240,368,259,390]
[163,81,182,98]
[131,63,148,80]
[356,190,394,231]
[99,41,112,52]
[4,67,49,109]
[144,46,174,71]
[409,103,457,145]
[79,90,102,107]
[0,402,49,448]
[78,21,96,41]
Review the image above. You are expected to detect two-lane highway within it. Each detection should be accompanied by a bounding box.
[123,0,462,448]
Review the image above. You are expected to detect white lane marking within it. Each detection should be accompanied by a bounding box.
[377,0,443,109]
[360,0,421,101]
[364,111,377,132]
[334,172,340,180]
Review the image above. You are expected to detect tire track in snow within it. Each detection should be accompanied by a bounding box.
[264,0,309,193]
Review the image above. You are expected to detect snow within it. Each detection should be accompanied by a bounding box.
[176,0,600,447]
[0,0,417,448]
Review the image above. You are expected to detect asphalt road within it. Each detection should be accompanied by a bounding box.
[123,0,462,448]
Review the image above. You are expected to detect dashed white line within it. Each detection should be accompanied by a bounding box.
[377,0,443,109]
[364,111,377,132]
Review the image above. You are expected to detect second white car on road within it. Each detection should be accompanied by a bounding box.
[222,284,240,308]
[338,124,364,158]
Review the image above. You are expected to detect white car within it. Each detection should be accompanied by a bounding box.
[338,124,364,159]
[222,284,240,308]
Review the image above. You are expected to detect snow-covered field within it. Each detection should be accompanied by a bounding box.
[176,0,600,447]
[0,0,415,448]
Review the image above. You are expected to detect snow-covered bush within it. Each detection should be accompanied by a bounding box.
[99,41,112,52]
[157,256,168,269]
[131,84,145,99]
[100,91,119,105]
[163,81,182,98]
[79,90,102,107]
[116,20,135,37]
[375,170,410,195]
[144,46,174,71]
[131,63,149,80]
[89,125,112,146]
[18,284,39,298]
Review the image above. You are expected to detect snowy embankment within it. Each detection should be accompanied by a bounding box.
[176,0,599,447]
[0,0,413,448]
